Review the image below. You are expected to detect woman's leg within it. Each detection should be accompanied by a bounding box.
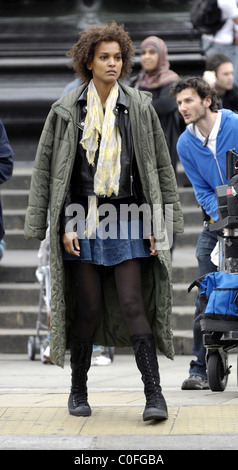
[114,258,151,335]
[70,261,102,339]
[66,261,101,417]
[114,259,168,421]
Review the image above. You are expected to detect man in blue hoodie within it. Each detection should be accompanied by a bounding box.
[170,76,238,389]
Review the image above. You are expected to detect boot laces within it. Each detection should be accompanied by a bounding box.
[72,392,88,407]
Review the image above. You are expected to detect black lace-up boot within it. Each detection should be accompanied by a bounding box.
[68,336,93,417]
[131,333,168,421]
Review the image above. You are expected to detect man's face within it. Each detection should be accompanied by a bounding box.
[216,61,234,91]
[176,88,211,125]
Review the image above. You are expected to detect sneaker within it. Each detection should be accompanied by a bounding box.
[181,375,209,390]
[42,345,54,364]
[91,355,111,366]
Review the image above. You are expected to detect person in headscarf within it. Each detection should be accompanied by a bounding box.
[130,36,184,176]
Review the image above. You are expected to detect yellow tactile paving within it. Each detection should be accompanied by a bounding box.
[1,403,238,436]
[171,405,238,435]
[0,407,86,435]
[80,406,175,435]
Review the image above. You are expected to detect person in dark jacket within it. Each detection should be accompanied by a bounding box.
[203,53,238,112]
[0,119,14,258]
[130,35,184,177]
[62,22,170,422]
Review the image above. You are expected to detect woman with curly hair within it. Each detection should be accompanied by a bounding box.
[24,22,183,422]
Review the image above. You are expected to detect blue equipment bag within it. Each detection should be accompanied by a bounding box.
[191,272,238,321]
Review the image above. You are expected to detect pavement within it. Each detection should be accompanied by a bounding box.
[1,352,238,454]
[1,246,238,457]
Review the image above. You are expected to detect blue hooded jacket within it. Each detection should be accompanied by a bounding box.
[177,109,238,221]
[0,119,14,240]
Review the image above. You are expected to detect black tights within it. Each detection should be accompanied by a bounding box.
[67,259,152,339]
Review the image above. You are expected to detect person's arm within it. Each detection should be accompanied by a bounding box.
[177,140,218,221]
[0,120,14,184]
[0,154,13,184]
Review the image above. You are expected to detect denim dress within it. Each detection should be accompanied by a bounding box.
[62,196,151,266]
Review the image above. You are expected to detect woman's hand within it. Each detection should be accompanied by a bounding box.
[62,231,80,257]
[149,235,158,256]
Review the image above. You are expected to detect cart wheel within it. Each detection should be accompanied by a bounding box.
[27,336,36,360]
[207,351,228,391]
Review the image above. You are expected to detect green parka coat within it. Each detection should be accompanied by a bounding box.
[24,83,184,368]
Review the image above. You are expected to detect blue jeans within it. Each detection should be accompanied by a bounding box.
[189,223,222,378]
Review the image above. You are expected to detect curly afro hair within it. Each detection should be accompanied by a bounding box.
[67,21,135,83]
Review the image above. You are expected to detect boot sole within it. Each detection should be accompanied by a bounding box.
[143,408,168,421]
[69,407,91,417]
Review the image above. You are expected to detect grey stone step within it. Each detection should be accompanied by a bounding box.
[3,163,33,190]
[1,189,29,209]
[0,306,43,329]
[0,250,197,283]
[0,239,199,355]
[173,283,197,306]
[0,305,196,332]
[0,328,48,354]
[0,327,193,355]
[0,249,38,266]
[173,265,197,284]
[0,264,37,283]
[178,186,197,206]
[3,209,26,230]
[0,283,40,305]
[175,227,200,247]
[172,306,194,330]
[4,231,40,250]
[3,229,200,250]
[182,206,203,225]
[173,330,193,355]
[3,227,200,250]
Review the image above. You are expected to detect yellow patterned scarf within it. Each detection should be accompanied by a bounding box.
[80,80,122,238]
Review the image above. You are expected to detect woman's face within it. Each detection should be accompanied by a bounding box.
[141,47,159,73]
[87,41,123,87]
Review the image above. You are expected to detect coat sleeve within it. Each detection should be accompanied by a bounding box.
[24,109,56,240]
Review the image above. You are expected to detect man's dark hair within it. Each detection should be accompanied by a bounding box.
[205,53,232,74]
[67,21,135,83]
[170,76,218,112]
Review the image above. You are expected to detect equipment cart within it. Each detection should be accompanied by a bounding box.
[199,149,238,391]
